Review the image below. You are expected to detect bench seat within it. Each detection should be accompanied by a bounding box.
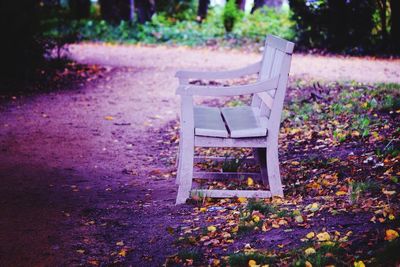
[194,106,267,139]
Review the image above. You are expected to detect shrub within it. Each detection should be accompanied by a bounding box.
[223,0,243,33]
[235,6,295,42]
[289,0,376,53]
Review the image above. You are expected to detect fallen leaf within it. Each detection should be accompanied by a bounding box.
[385,229,399,241]
[336,191,347,196]
[248,259,257,266]
[306,232,315,239]
[304,247,316,255]
[317,232,331,241]
[207,225,217,232]
[104,116,114,120]
[118,248,128,257]
[247,177,254,187]
[354,260,365,267]
[237,197,247,203]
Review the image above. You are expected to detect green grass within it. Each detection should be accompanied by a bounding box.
[228,252,275,267]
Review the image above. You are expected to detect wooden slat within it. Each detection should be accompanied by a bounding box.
[191,189,272,198]
[265,35,295,54]
[195,136,267,148]
[221,106,267,138]
[259,46,276,81]
[175,61,261,80]
[194,106,228,138]
[194,156,256,164]
[270,50,285,78]
[193,172,261,180]
[257,92,274,109]
[176,77,279,96]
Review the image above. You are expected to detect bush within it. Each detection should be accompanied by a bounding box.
[223,0,243,33]
[289,0,377,53]
[235,6,295,42]
[0,1,44,81]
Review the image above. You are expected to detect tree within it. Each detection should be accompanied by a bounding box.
[69,0,91,19]
[251,0,282,13]
[390,0,400,51]
[136,0,155,23]
[0,0,44,83]
[99,0,131,23]
[236,0,246,10]
[197,0,210,22]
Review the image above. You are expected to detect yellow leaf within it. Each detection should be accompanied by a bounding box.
[238,197,247,203]
[207,225,217,232]
[291,161,300,165]
[304,247,316,255]
[306,232,315,239]
[305,261,313,267]
[295,215,304,223]
[389,214,395,220]
[118,248,128,257]
[336,191,347,196]
[354,260,365,267]
[385,229,399,241]
[247,177,254,187]
[104,116,114,121]
[200,207,207,212]
[317,232,331,241]
[248,259,257,266]
[308,203,320,212]
[253,215,260,223]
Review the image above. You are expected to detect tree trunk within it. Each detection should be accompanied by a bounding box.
[197,0,210,21]
[266,0,282,7]
[390,0,400,51]
[376,0,388,44]
[69,0,91,19]
[99,0,131,23]
[251,0,282,13]
[136,0,155,23]
[236,0,246,10]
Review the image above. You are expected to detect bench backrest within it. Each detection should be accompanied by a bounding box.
[251,35,294,138]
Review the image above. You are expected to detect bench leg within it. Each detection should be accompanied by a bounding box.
[175,136,194,205]
[266,144,283,196]
[175,135,183,185]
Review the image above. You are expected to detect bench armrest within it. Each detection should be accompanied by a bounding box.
[175,62,261,82]
[176,76,279,96]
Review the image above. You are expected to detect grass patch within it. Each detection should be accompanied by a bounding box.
[228,252,275,267]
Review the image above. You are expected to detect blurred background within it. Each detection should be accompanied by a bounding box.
[0,0,398,89]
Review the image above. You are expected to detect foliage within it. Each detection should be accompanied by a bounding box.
[235,6,295,42]
[48,6,294,50]
[155,0,197,21]
[0,1,44,82]
[289,0,378,53]
[222,0,243,33]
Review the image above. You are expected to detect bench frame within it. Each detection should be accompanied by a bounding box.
[175,35,294,204]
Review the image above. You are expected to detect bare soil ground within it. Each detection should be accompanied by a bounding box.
[0,44,399,266]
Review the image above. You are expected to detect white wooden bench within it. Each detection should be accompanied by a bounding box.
[175,35,294,204]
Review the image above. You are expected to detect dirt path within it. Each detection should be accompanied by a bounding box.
[0,44,399,266]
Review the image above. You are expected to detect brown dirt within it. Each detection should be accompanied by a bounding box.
[0,44,399,266]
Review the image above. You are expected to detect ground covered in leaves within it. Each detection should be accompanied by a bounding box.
[165,81,400,267]
[0,44,399,266]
